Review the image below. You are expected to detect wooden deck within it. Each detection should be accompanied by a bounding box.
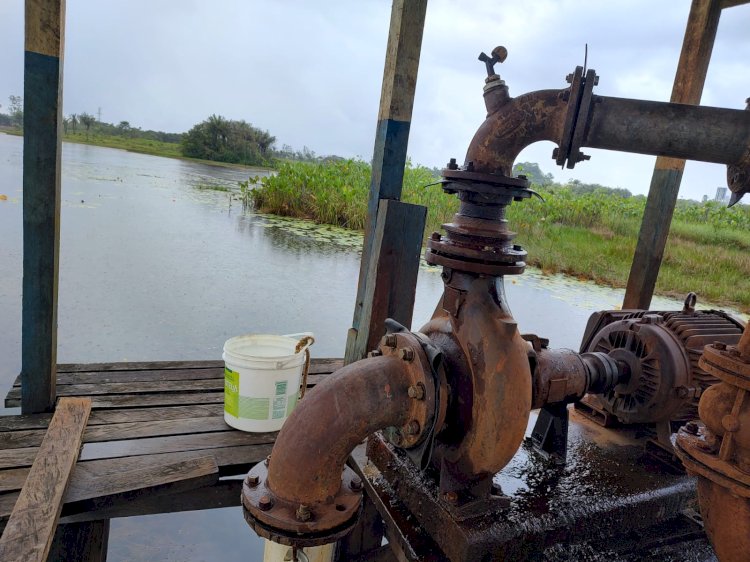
[0,358,342,531]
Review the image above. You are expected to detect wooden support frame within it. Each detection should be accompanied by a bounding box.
[21,0,66,414]
[623,0,722,309]
[345,0,428,364]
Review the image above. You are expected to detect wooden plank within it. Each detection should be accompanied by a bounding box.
[346,199,426,363]
[62,456,218,515]
[721,0,750,7]
[0,413,52,433]
[0,397,90,562]
[347,0,428,365]
[85,392,225,409]
[623,0,722,309]
[0,416,233,450]
[58,479,242,524]
[20,0,66,414]
[0,443,272,497]
[54,357,342,373]
[0,448,38,470]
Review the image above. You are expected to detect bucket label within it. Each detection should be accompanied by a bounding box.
[272,395,287,419]
[224,367,239,417]
[275,381,287,396]
[239,397,270,420]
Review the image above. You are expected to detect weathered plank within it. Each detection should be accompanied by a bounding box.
[54,357,342,374]
[79,429,277,462]
[63,456,218,515]
[0,416,233,450]
[0,413,53,433]
[0,443,272,497]
[623,0,722,309]
[21,0,66,414]
[346,199,426,363]
[347,0,428,365]
[0,397,90,562]
[0,448,39,470]
[58,479,243,524]
[6,391,225,409]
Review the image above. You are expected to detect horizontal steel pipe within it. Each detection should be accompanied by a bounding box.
[585,97,750,165]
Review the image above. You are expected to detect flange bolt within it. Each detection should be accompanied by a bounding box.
[714,341,727,351]
[684,421,699,435]
[384,334,398,348]
[296,504,312,522]
[406,420,421,435]
[350,476,363,492]
[264,455,271,467]
[447,158,459,170]
[398,348,414,362]
[258,495,273,511]
[407,383,425,400]
[246,474,259,487]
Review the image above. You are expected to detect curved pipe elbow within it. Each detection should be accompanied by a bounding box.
[267,355,414,505]
[464,89,568,176]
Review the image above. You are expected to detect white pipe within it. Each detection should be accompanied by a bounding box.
[263,539,335,562]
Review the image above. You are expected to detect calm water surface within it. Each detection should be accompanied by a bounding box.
[0,133,736,560]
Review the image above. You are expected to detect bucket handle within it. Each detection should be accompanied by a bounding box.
[283,333,315,399]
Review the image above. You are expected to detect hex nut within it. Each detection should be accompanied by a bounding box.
[408,383,425,400]
[258,495,273,511]
[406,420,420,435]
[296,504,312,522]
[684,421,699,435]
[350,476,363,491]
[384,334,398,348]
[246,474,259,487]
[399,348,414,362]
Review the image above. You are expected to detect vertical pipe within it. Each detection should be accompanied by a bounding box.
[21,0,66,414]
[345,0,428,364]
[623,0,721,309]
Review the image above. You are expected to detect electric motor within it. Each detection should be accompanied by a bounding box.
[579,295,744,424]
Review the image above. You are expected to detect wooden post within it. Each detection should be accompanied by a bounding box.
[21,0,66,414]
[622,0,721,309]
[345,0,428,364]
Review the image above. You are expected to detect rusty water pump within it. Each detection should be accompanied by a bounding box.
[242,46,750,551]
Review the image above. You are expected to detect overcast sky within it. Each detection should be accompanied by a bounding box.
[1,0,749,200]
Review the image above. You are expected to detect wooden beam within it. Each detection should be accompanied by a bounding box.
[345,200,427,363]
[346,0,428,363]
[623,0,721,309]
[0,397,90,562]
[720,0,750,8]
[21,0,66,414]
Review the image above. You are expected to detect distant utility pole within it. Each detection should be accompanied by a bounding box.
[97,106,101,122]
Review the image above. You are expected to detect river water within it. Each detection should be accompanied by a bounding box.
[0,133,735,560]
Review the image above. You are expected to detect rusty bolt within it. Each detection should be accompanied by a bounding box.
[296,504,312,522]
[574,151,591,163]
[408,383,425,400]
[264,455,271,467]
[518,174,527,180]
[258,495,273,511]
[398,348,414,362]
[350,476,363,491]
[367,349,382,358]
[406,420,421,435]
[466,161,475,172]
[447,158,459,170]
[444,491,458,503]
[565,73,574,84]
[714,341,727,351]
[384,334,398,348]
[431,231,441,241]
[684,421,699,435]
[246,474,259,487]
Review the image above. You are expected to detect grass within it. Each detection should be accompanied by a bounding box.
[250,159,750,312]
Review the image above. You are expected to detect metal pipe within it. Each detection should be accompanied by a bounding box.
[267,355,414,505]
[464,89,750,181]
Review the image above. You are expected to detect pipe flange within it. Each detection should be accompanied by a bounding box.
[700,344,750,391]
[377,331,436,449]
[242,462,362,546]
[674,424,750,499]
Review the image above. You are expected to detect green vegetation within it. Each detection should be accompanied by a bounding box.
[250,159,750,311]
[181,115,275,166]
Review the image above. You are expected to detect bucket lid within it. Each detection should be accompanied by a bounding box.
[223,333,314,366]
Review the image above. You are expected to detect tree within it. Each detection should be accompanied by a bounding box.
[181,115,276,166]
[79,113,95,138]
[8,95,23,128]
[512,161,554,186]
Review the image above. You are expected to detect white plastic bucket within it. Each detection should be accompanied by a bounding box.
[223,332,314,432]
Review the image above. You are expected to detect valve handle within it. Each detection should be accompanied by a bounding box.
[478,46,508,78]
